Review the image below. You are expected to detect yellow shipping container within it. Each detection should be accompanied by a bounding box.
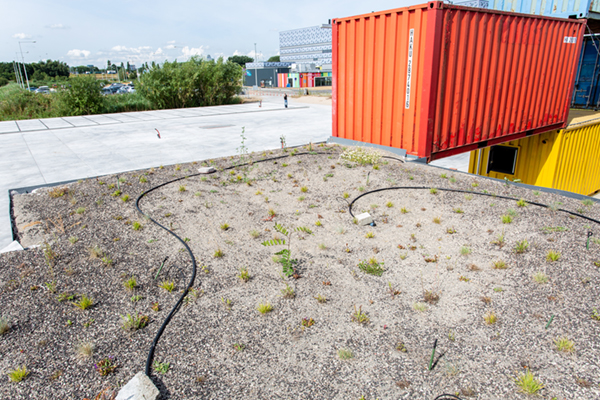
[469,110,600,196]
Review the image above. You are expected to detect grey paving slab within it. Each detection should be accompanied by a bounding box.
[39,117,75,129]
[16,119,48,132]
[83,115,121,125]
[0,121,19,134]
[61,116,99,127]
[107,113,144,123]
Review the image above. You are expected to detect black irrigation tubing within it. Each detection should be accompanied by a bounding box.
[348,186,600,226]
[135,149,334,377]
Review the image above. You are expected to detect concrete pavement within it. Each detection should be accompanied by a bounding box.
[0,97,331,251]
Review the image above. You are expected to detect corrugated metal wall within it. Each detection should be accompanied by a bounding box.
[490,0,592,19]
[468,120,600,195]
[332,2,586,161]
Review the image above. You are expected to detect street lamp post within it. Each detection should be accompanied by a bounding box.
[254,43,258,88]
[14,53,24,88]
[19,41,36,91]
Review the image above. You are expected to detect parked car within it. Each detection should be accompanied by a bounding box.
[27,86,38,92]
[35,86,50,94]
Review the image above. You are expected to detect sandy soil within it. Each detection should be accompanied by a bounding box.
[292,96,331,106]
[1,144,600,400]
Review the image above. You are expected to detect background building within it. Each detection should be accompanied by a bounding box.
[279,24,332,72]
[243,62,291,87]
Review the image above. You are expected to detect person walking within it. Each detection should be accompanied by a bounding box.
[284,93,288,108]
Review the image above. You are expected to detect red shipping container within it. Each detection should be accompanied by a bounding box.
[332,1,585,161]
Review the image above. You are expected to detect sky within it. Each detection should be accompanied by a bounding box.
[1,0,413,68]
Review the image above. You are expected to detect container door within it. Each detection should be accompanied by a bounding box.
[572,36,600,109]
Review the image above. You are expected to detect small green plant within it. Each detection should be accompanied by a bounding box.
[339,146,381,165]
[132,221,142,231]
[298,196,305,201]
[159,280,175,292]
[492,260,507,269]
[257,302,273,314]
[514,240,529,254]
[483,311,497,325]
[45,280,57,293]
[358,186,365,192]
[494,287,503,292]
[315,220,322,227]
[471,182,479,187]
[151,302,160,312]
[101,255,113,266]
[238,267,250,282]
[453,208,464,214]
[214,248,224,258]
[533,271,548,284]
[233,343,245,352]
[94,356,117,376]
[72,294,94,310]
[76,207,85,214]
[440,173,447,179]
[460,246,471,256]
[314,294,327,303]
[358,257,384,276]
[516,199,527,207]
[582,199,594,207]
[121,195,130,202]
[395,342,407,352]
[546,250,561,262]
[68,236,79,244]
[7,365,29,382]
[300,186,308,193]
[111,190,122,197]
[250,230,260,238]
[301,318,315,327]
[430,188,438,195]
[220,223,230,230]
[446,227,457,234]
[338,348,354,360]
[139,176,147,183]
[400,207,409,214]
[123,276,137,291]
[0,316,10,335]
[386,201,394,208]
[121,312,149,331]
[501,215,513,224]
[351,305,369,324]
[491,231,505,248]
[318,243,327,250]
[365,231,375,239]
[554,337,574,352]
[413,302,428,312]
[343,192,350,199]
[281,283,296,298]
[131,295,143,302]
[153,361,170,374]
[514,369,544,395]
[261,224,312,277]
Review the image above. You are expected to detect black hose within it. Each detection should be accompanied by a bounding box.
[135,149,333,377]
[348,186,600,226]
[433,395,462,400]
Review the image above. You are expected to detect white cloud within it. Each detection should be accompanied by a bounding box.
[180,46,204,59]
[67,49,91,58]
[167,40,176,44]
[47,23,68,29]
[13,33,32,40]
[166,44,175,49]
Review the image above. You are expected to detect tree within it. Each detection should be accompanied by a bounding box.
[228,55,253,67]
[267,55,280,62]
[138,56,242,109]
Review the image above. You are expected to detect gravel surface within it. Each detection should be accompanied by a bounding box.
[1,144,600,400]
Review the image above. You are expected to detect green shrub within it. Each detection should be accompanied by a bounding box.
[138,56,242,109]
[60,76,104,115]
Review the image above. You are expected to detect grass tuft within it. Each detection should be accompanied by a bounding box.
[337,348,354,360]
[7,366,29,382]
[257,302,273,314]
[72,294,93,310]
[554,337,575,352]
[159,280,175,292]
[514,369,544,395]
[546,250,561,262]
